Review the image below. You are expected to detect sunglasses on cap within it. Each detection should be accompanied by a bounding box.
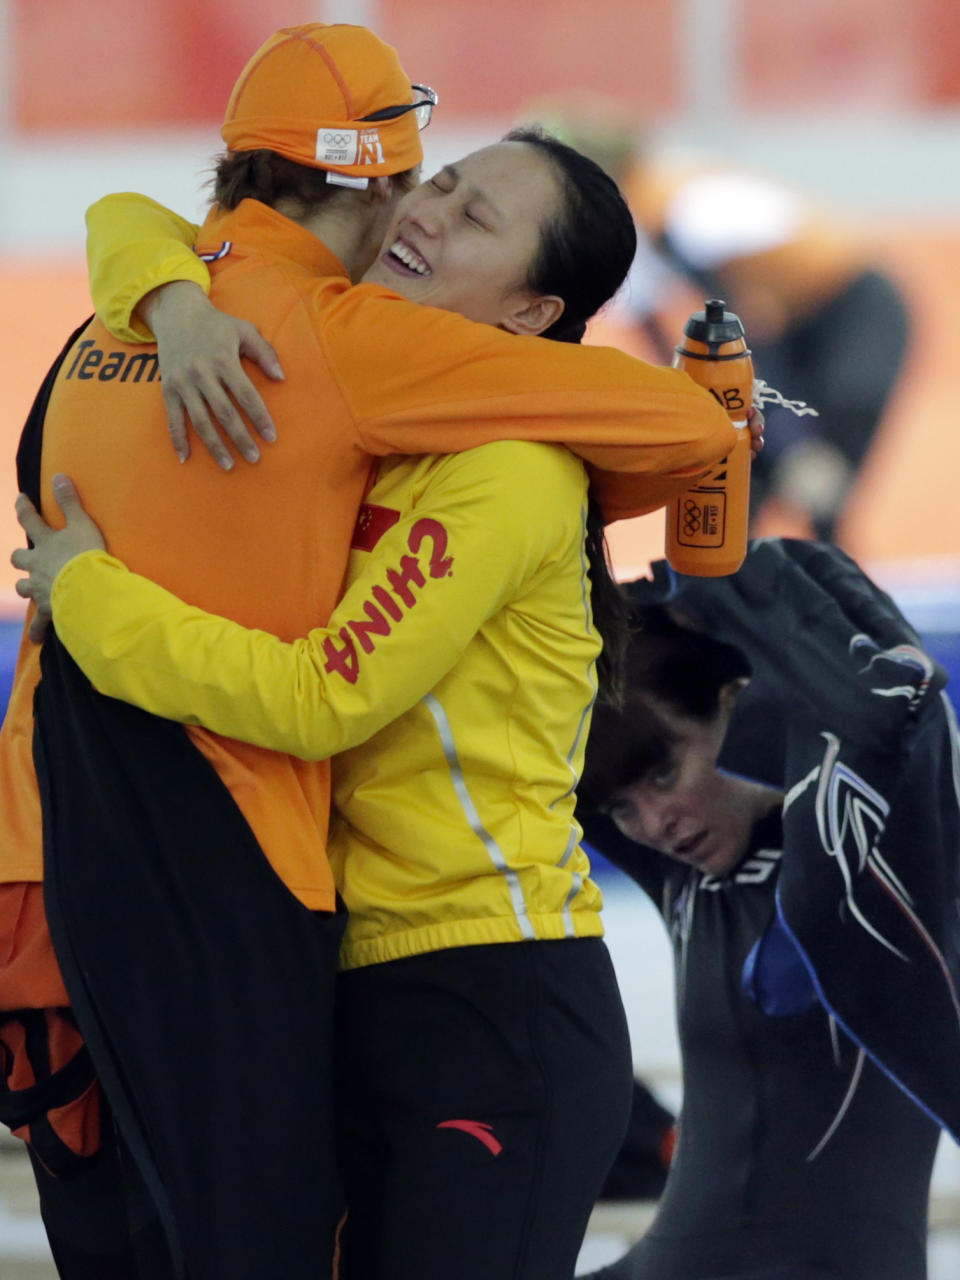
[359,84,438,131]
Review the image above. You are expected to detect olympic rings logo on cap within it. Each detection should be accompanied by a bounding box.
[316,126,360,166]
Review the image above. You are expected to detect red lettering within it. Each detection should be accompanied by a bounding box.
[347,602,392,655]
[387,554,426,608]
[325,522,454,680]
[322,628,360,684]
[408,517,454,579]
[372,584,403,622]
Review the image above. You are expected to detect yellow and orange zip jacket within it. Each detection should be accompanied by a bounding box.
[0,195,732,910]
[51,440,605,967]
[86,193,736,522]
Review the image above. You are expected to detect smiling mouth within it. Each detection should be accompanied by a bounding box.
[384,237,432,277]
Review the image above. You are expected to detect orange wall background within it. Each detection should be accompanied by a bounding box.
[0,260,93,610]
[9,0,960,130]
[10,0,316,129]
[740,0,960,109]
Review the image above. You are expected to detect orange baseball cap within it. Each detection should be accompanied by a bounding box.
[222,24,424,179]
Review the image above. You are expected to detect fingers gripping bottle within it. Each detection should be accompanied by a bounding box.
[666,300,753,577]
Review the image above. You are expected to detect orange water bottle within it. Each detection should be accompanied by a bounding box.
[666,299,753,577]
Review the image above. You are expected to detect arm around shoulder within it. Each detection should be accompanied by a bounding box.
[47,444,586,761]
[321,286,736,497]
[86,193,207,343]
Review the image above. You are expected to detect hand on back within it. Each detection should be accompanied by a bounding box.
[140,281,285,470]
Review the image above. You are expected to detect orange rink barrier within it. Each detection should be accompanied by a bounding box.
[588,223,960,582]
[0,224,958,618]
[0,259,93,613]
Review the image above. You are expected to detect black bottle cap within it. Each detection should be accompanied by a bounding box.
[683,298,745,346]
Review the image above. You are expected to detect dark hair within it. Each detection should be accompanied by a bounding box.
[584,500,631,707]
[621,604,751,720]
[579,605,752,809]
[501,127,637,702]
[579,697,676,811]
[209,149,418,213]
[502,126,637,343]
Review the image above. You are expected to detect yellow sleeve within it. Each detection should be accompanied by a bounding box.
[50,442,586,761]
[86,194,207,343]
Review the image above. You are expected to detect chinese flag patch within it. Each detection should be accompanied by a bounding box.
[351,502,401,551]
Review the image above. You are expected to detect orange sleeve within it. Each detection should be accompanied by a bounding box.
[317,284,735,523]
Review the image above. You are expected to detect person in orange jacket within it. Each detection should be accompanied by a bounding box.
[0,28,737,1280]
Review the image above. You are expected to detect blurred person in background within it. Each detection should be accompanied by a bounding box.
[0,24,735,1280]
[575,538,958,1279]
[526,95,911,543]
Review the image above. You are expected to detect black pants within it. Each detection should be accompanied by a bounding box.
[334,937,633,1280]
[28,1116,173,1280]
[18,897,346,1280]
[33,633,350,1279]
[598,1077,675,1201]
[588,1265,835,1280]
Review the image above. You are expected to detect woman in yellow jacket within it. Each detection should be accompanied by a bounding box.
[11,130,743,1280]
